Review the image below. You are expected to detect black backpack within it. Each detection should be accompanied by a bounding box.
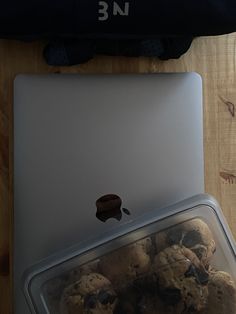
[1,0,235,65]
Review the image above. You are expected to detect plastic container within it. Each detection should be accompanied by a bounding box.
[23,194,236,314]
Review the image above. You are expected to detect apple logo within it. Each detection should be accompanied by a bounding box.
[95,194,130,222]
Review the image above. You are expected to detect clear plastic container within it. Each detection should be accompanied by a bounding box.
[23,194,236,314]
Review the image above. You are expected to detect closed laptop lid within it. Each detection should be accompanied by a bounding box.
[14,73,204,313]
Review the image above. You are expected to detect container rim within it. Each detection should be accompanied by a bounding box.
[22,193,236,313]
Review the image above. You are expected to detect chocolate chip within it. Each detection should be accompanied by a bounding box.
[192,246,206,260]
[185,264,196,277]
[184,264,209,285]
[194,267,209,285]
[182,230,202,247]
[167,228,183,245]
[98,290,110,305]
[84,294,97,309]
[98,290,116,305]
[159,288,181,305]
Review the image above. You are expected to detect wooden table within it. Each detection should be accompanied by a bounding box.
[1,34,236,313]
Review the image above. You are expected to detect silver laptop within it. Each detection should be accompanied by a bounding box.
[14,73,204,313]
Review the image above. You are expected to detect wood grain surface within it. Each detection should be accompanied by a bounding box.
[1,34,236,313]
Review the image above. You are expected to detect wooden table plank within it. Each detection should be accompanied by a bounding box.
[1,34,236,313]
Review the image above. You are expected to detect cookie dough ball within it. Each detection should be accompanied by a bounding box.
[156,218,216,266]
[99,240,151,290]
[67,260,100,284]
[60,273,118,314]
[154,245,209,312]
[200,271,236,314]
[45,260,99,298]
[136,237,153,255]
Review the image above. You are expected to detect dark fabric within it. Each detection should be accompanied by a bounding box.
[95,39,165,57]
[0,1,235,64]
[43,37,193,66]
[0,0,236,40]
[44,40,95,65]
[159,37,193,60]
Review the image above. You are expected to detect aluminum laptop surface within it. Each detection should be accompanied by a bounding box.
[13,73,204,313]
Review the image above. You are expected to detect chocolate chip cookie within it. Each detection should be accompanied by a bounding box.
[44,260,99,300]
[99,239,151,290]
[60,273,117,314]
[199,271,236,314]
[156,218,216,266]
[154,245,209,312]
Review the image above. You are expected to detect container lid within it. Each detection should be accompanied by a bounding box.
[23,194,236,314]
